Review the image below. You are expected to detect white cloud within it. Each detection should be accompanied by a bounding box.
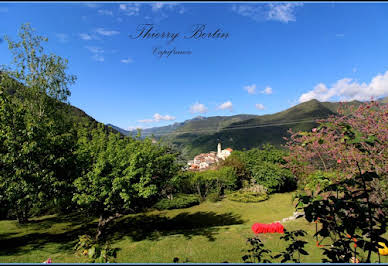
[138,119,154,123]
[79,33,94,40]
[153,113,176,121]
[98,9,113,16]
[244,84,256,94]
[138,113,176,123]
[85,46,104,62]
[85,46,104,54]
[231,3,303,23]
[150,3,185,14]
[190,102,208,114]
[147,3,186,22]
[119,3,141,16]
[299,70,388,103]
[95,28,120,36]
[267,3,303,23]
[0,7,8,12]
[255,103,265,110]
[261,86,273,94]
[92,54,104,62]
[55,33,68,43]
[121,58,133,64]
[128,125,151,131]
[218,101,233,111]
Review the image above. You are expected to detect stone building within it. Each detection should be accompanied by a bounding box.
[187,143,233,170]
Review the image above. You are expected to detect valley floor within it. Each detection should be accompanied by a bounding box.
[0,193,387,263]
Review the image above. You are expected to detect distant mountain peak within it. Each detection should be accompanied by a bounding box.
[192,115,206,120]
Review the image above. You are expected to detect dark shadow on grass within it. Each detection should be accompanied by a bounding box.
[0,211,244,257]
[106,211,244,242]
[17,212,95,230]
[0,213,98,257]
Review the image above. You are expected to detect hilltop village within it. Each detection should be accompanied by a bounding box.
[187,143,232,170]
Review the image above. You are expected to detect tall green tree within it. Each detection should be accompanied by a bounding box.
[0,23,78,222]
[73,124,180,241]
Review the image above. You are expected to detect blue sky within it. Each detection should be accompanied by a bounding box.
[1,2,388,130]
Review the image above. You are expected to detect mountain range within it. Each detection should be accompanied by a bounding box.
[108,98,386,159]
[3,69,386,160]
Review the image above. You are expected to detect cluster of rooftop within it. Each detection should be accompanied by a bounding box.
[187,143,232,170]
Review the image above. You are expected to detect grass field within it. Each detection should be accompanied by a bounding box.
[0,192,387,263]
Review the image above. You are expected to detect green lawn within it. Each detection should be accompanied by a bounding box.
[0,192,387,263]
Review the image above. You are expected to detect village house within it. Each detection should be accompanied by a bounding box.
[187,143,233,170]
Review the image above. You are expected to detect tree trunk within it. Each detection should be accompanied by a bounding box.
[96,213,122,242]
[17,213,28,224]
[16,207,29,224]
[196,184,202,201]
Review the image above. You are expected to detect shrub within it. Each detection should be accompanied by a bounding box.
[228,191,268,203]
[207,192,221,202]
[218,154,250,188]
[186,167,238,200]
[287,101,388,262]
[251,162,296,193]
[232,144,296,194]
[304,170,335,193]
[242,184,268,194]
[74,235,118,263]
[153,194,200,210]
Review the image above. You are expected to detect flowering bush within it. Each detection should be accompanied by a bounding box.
[285,100,388,263]
[285,100,388,201]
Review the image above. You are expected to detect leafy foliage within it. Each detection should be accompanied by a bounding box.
[185,167,238,201]
[73,124,180,240]
[206,192,222,203]
[297,171,387,263]
[74,234,118,263]
[285,101,388,196]
[251,161,295,193]
[242,236,273,263]
[228,191,268,203]
[287,101,388,263]
[242,229,308,263]
[233,144,296,193]
[153,194,200,210]
[0,24,78,222]
[273,229,309,263]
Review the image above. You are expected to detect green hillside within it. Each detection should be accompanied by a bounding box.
[158,100,363,159]
[107,99,368,159]
[0,72,120,135]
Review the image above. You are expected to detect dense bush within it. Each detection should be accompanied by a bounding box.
[232,144,296,193]
[186,167,238,200]
[227,191,268,203]
[251,162,296,193]
[153,194,200,210]
[206,192,222,202]
[287,101,388,263]
[218,154,250,188]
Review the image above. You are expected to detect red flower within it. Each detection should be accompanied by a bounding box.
[353,238,357,248]
[337,159,342,164]
[252,223,284,234]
